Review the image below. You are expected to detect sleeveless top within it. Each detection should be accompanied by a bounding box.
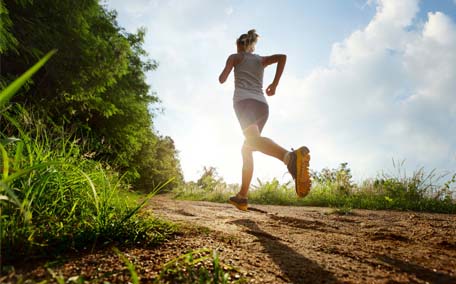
[233,52,267,105]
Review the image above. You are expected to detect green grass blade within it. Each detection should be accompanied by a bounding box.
[3,162,58,183]
[0,49,57,108]
[120,178,173,225]
[75,168,99,213]
[113,247,139,284]
[0,143,9,179]
[13,140,24,171]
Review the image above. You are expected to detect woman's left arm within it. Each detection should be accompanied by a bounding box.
[219,54,236,84]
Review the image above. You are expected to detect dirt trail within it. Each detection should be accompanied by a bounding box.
[6,195,456,283]
[148,195,456,284]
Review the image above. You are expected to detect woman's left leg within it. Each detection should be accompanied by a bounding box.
[238,142,253,198]
[238,123,288,197]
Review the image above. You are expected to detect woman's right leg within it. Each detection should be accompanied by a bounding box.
[241,124,311,199]
[243,124,288,162]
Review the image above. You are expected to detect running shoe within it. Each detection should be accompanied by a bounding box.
[229,195,248,211]
[287,146,311,198]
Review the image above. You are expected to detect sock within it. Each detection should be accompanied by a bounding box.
[237,193,248,199]
[283,151,291,165]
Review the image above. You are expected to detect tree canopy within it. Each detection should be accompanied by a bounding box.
[0,0,183,190]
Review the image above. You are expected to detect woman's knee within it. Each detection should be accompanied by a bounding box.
[244,135,264,149]
[242,143,253,155]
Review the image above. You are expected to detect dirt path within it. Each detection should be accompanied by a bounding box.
[5,195,456,283]
[148,195,456,284]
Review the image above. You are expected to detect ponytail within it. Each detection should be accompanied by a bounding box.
[236,29,259,51]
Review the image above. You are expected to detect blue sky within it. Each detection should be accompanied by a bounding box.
[105,0,456,184]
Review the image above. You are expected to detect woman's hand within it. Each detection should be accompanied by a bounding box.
[266,83,277,96]
[262,54,286,96]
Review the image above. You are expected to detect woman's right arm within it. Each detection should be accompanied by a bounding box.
[262,54,287,96]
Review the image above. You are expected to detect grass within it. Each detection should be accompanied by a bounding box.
[0,52,177,266]
[0,113,177,263]
[174,164,456,214]
[114,247,140,284]
[155,248,246,284]
[0,50,57,108]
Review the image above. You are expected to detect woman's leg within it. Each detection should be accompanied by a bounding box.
[243,124,288,161]
[238,124,289,197]
[238,142,253,198]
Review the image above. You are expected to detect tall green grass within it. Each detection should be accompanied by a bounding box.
[0,51,176,265]
[0,50,57,108]
[1,107,176,263]
[174,164,456,213]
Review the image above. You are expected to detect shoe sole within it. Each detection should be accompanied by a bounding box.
[229,200,248,211]
[296,146,311,198]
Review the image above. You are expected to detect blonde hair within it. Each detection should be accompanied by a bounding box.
[236,29,259,52]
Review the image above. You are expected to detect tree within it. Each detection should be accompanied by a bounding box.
[133,135,184,192]
[0,0,183,190]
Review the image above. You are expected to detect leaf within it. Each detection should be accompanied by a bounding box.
[0,137,21,145]
[0,143,9,179]
[0,49,57,108]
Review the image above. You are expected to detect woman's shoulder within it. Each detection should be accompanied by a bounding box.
[228,53,244,65]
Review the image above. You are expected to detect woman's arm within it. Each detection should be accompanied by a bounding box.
[262,54,287,96]
[219,54,237,84]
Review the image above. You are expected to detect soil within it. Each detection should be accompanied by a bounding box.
[3,194,456,283]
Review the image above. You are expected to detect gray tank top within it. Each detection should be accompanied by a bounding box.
[233,52,267,105]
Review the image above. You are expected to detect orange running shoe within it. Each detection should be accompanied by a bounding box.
[287,146,311,198]
[229,195,248,211]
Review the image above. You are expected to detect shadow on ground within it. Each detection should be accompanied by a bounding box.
[377,255,456,284]
[231,219,337,284]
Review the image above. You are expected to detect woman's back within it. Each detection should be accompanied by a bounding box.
[233,53,266,104]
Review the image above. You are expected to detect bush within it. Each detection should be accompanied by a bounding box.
[311,163,354,195]
[1,107,176,262]
[175,163,456,214]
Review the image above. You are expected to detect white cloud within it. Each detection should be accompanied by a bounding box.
[225,6,234,16]
[272,0,456,179]
[107,0,456,184]
[106,0,246,182]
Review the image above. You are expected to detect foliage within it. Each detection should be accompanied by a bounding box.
[0,0,18,59]
[0,108,176,261]
[173,167,238,203]
[250,178,294,205]
[311,162,353,195]
[0,49,56,107]
[197,166,226,192]
[0,53,176,263]
[1,0,183,190]
[174,163,456,214]
[133,134,184,192]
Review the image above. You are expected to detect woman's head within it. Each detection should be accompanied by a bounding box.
[236,29,259,52]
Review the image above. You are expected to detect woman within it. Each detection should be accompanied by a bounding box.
[219,29,311,211]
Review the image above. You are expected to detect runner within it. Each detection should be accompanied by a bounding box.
[218,29,311,211]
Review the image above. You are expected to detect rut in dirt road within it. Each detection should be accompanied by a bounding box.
[149,195,456,284]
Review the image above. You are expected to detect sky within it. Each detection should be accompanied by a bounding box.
[104,0,456,185]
